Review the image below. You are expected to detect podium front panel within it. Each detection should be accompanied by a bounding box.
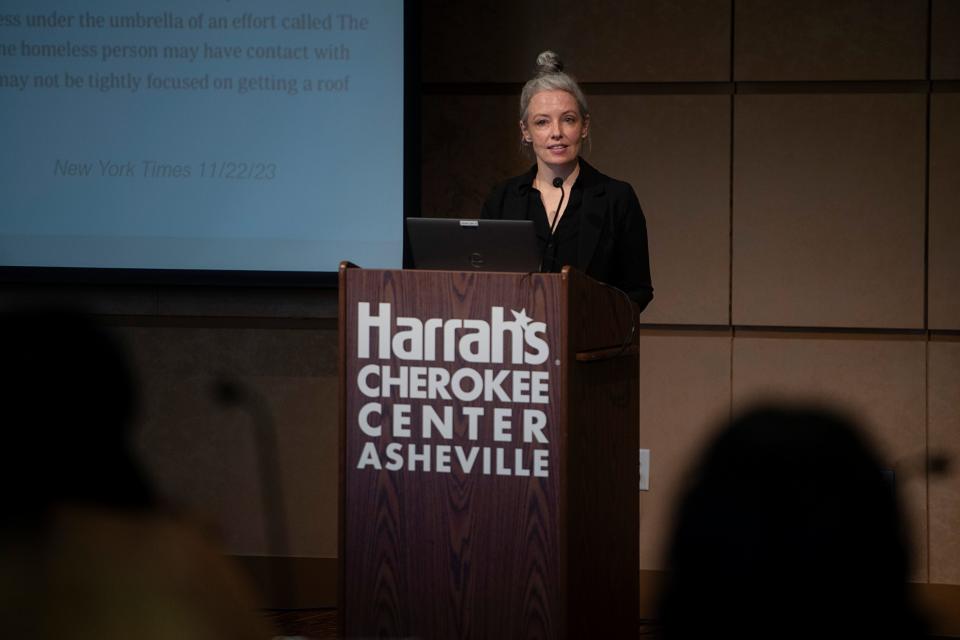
[340,268,565,639]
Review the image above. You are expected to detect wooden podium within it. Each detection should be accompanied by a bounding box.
[338,264,639,639]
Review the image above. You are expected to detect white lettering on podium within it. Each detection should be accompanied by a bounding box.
[353,303,554,478]
[356,303,549,365]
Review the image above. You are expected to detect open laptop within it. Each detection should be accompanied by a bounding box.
[406,218,541,272]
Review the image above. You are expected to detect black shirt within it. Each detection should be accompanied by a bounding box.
[480,159,653,311]
[529,179,583,273]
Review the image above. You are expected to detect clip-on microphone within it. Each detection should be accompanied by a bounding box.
[538,176,566,272]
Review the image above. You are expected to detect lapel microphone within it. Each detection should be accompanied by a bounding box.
[538,177,566,273]
[549,176,565,236]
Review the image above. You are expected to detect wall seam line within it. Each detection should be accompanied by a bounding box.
[924,0,933,585]
[729,0,736,420]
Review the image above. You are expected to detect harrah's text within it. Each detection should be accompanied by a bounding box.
[353,302,554,478]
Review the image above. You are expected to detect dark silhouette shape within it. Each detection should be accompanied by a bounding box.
[656,405,927,640]
[0,307,273,639]
[0,307,154,524]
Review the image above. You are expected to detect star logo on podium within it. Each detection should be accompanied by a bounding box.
[511,308,533,326]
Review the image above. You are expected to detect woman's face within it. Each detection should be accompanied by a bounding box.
[521,90,589,170]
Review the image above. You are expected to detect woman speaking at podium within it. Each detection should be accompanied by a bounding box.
[480,51,653,312]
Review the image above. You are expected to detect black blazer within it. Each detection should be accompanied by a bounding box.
[480,159,653,311]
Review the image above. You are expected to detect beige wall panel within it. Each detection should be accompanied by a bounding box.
[157,287,338,320]
[590,95,731,325]
[0,284,157,316]
[734,0,927,80]
[732,335,928,581]
[421,94,530,219]
[933,0,960,79]
[732,94,926,328]
[125,326,338,558]
[421,0,730,83]
[930,94,960,330]
[929,339,960,585]
[638,333,732,570]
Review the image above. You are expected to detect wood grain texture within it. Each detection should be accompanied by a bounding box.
[564,268,640,636]
[563,268,639,355]
[339,268,639,638]
[342,269,562,639]
[336,263,350,635]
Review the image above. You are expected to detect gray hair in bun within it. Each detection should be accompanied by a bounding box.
[519,50,589,122]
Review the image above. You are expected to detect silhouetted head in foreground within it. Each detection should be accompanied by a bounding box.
[657,405,926,640]
[0,307,270,639]
[0,307,154,523]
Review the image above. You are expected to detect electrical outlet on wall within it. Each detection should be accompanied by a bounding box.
[639,448,650,491]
